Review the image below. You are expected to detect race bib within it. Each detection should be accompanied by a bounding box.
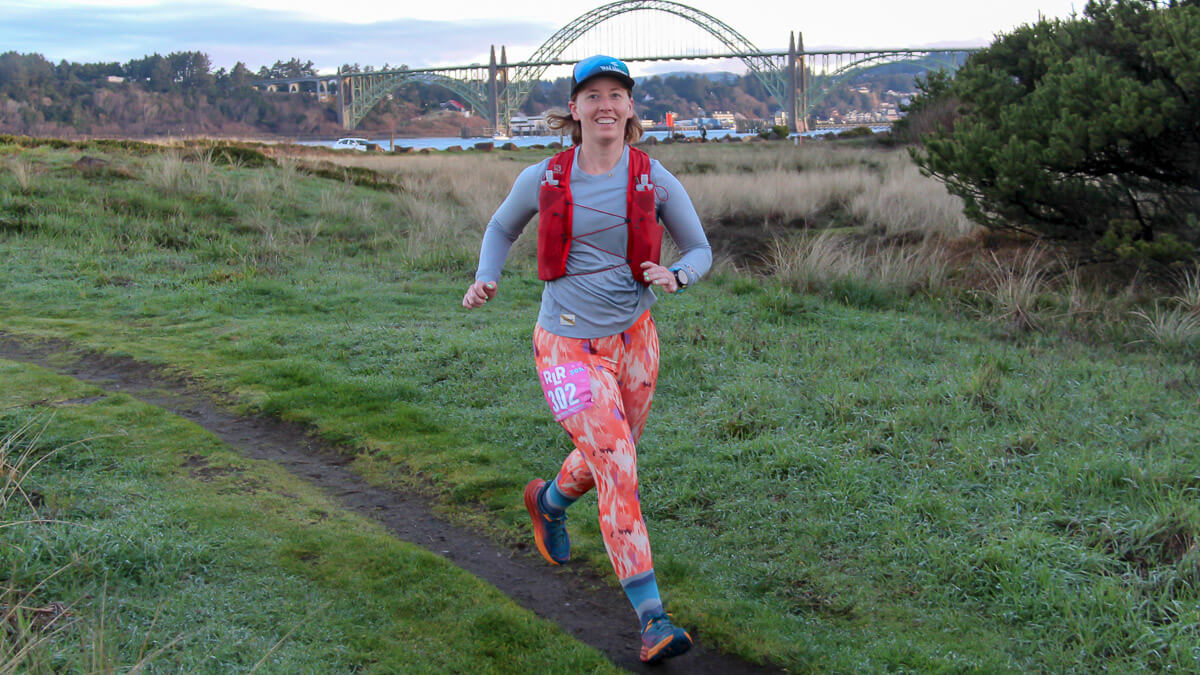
[539,361,593,421]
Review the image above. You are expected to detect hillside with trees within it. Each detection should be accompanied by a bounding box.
[0,51,341,137]
[0,49,931,138]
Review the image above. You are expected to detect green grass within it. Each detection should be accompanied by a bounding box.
[0,360,615,672]
[2,141,1200,670]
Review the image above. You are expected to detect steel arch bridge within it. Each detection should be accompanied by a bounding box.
[340,66,492,132]
[498,0,793,133]
[255,0,976,132]
[804,51,971,111]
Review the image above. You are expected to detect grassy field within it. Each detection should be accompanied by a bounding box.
[2,136,1200,671]
[0,361,616,673]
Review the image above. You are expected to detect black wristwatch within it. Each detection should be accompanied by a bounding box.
[670,266,689,292]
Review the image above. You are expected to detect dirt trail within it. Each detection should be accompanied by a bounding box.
[0,333,780,674]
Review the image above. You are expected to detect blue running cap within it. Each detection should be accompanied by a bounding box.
[571,55,635,96]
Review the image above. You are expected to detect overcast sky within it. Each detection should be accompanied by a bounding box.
[7,0,1082,74]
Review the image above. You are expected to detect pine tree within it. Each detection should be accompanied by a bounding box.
[911,0,1200,262]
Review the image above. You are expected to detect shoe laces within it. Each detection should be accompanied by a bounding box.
[541,508,567,524]
[642,612,674,635]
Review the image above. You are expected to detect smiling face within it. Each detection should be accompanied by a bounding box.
[568,75,635,144]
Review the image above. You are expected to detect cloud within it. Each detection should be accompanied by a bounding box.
[5,2,554,71]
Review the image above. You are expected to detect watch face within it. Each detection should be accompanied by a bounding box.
[674,268,688,287]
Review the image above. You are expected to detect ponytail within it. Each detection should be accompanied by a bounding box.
[545,107,644,146]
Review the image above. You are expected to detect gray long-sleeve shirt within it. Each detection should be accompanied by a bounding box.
[475,145,712,338]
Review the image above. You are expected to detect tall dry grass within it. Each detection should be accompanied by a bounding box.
[1172,264,1200,316]
[282,143,975,271]
[683,167,876,226]
[649,141,875,174]
[142,151,219,194]
[5,157,34,194]
[654,143,977,241]
[974,247,1052,332]
[848,153,976,239]
[768,230,952,295]
[1131,303,1200,350]
[323,154,525,267]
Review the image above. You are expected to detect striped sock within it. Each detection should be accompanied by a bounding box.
[539,477,576,516]
[621,569,664,627]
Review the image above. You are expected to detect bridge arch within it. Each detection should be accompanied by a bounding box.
[342,71,491,130]
[805,52,968,112]
[502,0,790,131]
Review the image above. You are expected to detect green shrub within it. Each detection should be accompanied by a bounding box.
[911,0,1200,263]
[836,126,875,139]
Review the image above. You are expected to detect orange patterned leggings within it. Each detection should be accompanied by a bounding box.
[532,310,659,581]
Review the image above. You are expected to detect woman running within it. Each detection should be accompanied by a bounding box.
[462,55,711,665]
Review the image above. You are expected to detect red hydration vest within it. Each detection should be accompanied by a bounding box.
[537,146,662,286]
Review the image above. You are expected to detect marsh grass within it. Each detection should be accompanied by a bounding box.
[1172,264,1200,316]
[141,152,189,193]
[274,157,301,201]
[1130,303,1200,351]
[974,247,1053,332]
[848,154,976,239]
[376,155,524,271]
[4,157,33,194]
[768,230,952,299]
[653,144,976,240]
[235,171,275,206]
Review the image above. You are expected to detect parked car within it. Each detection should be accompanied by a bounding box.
[333,137,369,151]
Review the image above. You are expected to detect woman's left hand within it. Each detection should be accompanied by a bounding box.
[640,261,679,293]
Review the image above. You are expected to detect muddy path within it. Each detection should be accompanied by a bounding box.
[0,333,781,674]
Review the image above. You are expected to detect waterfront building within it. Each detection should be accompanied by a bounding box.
[712,111,736,129]
[510,114,549,135]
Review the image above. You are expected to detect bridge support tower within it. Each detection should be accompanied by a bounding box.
[788,33,798,135]
[336,68,345,128]
[488,47,498,136]
[487,46,510,137]
[787,32,809,135]
[799,32,809,132]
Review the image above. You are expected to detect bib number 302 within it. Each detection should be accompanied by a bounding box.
[539,361,593,421]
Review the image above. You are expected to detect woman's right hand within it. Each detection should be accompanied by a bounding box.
[462,280,498,309]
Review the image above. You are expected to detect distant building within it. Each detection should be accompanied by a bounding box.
[440,100,467,113]
[510,114,549,135]
[105,75,125,83]
[712,111,736,129]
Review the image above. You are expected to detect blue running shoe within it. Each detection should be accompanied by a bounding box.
[639,613,692,664]
[523,479,569,565]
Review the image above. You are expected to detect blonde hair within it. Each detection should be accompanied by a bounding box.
[544,98,644,146]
